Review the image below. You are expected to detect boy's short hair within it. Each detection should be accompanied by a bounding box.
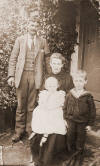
[72,70,87,81]
[50,53,66,64]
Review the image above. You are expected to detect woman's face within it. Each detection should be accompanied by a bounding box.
[50,58,63,74]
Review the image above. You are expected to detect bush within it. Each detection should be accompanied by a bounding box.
[0,0,77,111]
[0,0,28,111]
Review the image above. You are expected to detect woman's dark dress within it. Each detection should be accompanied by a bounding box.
[30,134,68,166]
[30,71,74,166]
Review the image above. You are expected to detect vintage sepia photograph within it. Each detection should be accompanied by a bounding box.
[0,0,100,165]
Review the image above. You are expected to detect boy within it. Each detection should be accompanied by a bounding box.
[64,70,96,166]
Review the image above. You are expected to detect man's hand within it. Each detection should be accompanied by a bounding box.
[41,49,45,53]
[8,77,15,87]
[86,126,92,132]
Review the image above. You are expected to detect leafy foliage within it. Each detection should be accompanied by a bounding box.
[0,0,77,111]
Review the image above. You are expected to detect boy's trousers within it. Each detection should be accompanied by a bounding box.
[15,71,38,136]
[67,120,86,152]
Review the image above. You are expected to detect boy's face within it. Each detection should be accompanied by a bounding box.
[73,77,87,90]
[50,58,63,74]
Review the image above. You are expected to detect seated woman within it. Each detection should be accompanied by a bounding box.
[29,77,68,166]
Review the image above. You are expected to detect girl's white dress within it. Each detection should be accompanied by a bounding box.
[31,90,67,135]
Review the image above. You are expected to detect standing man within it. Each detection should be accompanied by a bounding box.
[8,14,50,142]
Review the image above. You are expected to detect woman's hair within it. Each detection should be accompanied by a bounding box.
[50,53,66,65]
[72,70,87,81]
[45,77,59,89]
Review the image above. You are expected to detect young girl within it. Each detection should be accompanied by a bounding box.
[29,77,67,166]
[63,70,96,166]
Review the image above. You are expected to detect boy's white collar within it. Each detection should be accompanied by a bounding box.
[70,88,88,98]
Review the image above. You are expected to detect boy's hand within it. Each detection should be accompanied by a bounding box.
[64,120,68,129]
[86,126,91,132]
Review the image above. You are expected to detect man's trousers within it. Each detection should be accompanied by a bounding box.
[15,71,38,136]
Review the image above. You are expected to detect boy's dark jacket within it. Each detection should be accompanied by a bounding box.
[64,91,96,126]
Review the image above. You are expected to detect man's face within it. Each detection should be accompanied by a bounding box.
[28,21,40,36]
[50,58,63,74]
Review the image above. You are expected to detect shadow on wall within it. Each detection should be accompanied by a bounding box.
[86,68,100,95]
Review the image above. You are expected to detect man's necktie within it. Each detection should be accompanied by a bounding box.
[31,39,34,50]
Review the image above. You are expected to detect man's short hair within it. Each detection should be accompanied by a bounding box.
[50,53,66,64]
[27,8,40,24]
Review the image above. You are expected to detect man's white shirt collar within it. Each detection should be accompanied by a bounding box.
[27,33,37,49]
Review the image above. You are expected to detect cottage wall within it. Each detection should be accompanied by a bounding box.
[78,0,100,101]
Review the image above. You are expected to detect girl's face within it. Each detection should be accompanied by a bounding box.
[73,77,87,90]
[45,79,58,92]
